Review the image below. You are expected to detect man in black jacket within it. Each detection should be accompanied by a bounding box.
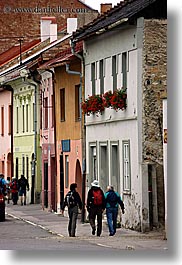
[61,183,82,237]
[86,180,105,237]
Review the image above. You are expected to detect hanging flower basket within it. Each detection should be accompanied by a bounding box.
[110,88,127,111]
[81,94,105,116]
[102,90,113,108]
[81,88,127,116]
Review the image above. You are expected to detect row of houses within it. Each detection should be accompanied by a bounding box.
[0,0,167,233]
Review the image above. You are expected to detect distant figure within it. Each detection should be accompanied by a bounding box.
[105,185,125,236]
[86,180,105,237]
[0,173,6,195]
[18,175,29,206]
[6,177,11,204]
[10,177,19,205]
[61,183,82,237]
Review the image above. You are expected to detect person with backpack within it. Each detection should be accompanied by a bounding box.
[10,177,19,205]
[61,183,82,237]
[18,174,29,206]
[86,180,105,237]
[0,173,6,195]
[105,185,125,236]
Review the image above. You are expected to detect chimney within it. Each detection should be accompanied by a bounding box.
[100,3,112,14]
[40,17,57,42]
[67,18,78,34]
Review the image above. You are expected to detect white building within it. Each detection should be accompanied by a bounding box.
[73,0,167,231]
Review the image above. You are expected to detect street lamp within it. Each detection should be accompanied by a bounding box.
[0,84,14,179]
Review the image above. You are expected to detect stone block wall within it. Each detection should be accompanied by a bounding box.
[142,19,167,227]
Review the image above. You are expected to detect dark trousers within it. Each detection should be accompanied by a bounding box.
[106,207,118,235]
[89,207,103,236]
[12,192,18,205]
[68,205,78,237]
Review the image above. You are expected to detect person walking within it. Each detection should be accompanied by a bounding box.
[61,183,82,237]
[18,175,29,206]
[86,180,105,237]
[0,173,6,195]
[105,185,125,236]
[10,177,19,205]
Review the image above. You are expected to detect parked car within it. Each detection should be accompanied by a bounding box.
[0,191,5,221]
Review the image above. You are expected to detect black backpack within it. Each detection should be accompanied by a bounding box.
[106,191,118,207]
[66,191,76,208]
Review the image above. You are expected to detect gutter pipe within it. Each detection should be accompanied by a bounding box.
[70,40,86,223]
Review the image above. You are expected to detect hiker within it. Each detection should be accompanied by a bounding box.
[18,175,29,206]
[105,185,125,236]
[61,183,82,237]
[10,177,19,205]
[86,180,105,237]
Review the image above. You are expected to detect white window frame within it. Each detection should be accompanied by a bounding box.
[122,140,131,192]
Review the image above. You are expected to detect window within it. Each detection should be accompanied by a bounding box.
[26,104,28,132]
[33,103,35,131]
[99,142,108,192]
[26,156,29,181]
[22,105,25,132]
[91,62,96,95]
[99,59,104,94]
[16,107,19,133]
[44,97,48,129]
[60,88,65,122]
[123,140,131,192]
[8,105,12,135]
[89,145,97,185]
[110,142,120,193]
[15,157,18,179]
[112,55,118,91]
[65,155,69,188]
[122,52,127,89]
[1,106,4,136]
[22,155,25,176]
[75,84,81,121]
[51,95,54,127]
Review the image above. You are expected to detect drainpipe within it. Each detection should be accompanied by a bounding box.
[70,40,86,223]
[44,69,57,212]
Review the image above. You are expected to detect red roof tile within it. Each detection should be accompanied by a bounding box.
[0,39,40,67]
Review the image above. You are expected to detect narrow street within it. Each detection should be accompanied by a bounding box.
[0,214,122,253]
[0,203,168,252]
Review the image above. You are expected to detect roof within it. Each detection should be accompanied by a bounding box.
[72,0,167,42]
[39,42,83,69]
[0,39,40,67]
[0,34,72,77]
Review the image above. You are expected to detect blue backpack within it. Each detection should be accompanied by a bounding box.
[0,178,5,194]
[106,191,118,207]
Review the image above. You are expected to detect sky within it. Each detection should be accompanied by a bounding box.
[84,0,121,11]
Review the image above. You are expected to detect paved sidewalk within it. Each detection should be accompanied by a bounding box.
[5,203,168,250]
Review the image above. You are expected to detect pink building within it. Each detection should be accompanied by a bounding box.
[0,88,13,180]
[40,71,56,211]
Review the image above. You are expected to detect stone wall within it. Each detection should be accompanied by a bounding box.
[142,19,167,227]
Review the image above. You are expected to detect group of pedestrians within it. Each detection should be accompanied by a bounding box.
[61,180,125,237]
[0,174,29,206]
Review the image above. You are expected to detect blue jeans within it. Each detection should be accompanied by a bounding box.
[106,207,118,235]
